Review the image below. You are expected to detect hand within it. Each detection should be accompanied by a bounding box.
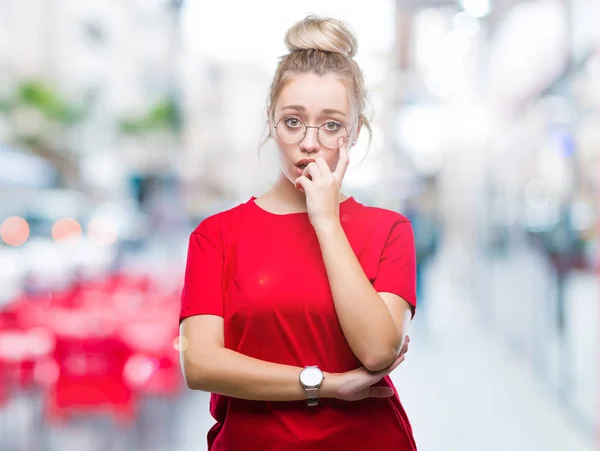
[328,336,410,402]
[294,138,349,230]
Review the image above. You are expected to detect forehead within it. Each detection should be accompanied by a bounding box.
[276,73,351,114]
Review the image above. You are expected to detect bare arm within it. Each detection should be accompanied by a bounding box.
[180,314,341,401]
[295,154,416,373]
[180,315,406,401]
[315,222,413,372]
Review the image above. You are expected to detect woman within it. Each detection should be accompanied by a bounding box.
[179,15,418,451]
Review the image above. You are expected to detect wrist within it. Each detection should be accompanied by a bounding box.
[313,219,342,237]
[319,372,340,399]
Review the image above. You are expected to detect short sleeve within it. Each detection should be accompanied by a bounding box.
[179,229,224,323]
[372,220,417,313]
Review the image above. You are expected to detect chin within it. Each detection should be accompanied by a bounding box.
[280,168,296,185]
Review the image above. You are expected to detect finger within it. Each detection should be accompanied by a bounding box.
[374,354,405,378]
[367,386,395,398]
[294,175,312,193]
[400,336,410,355]
[399,343,408,356]
[402,343,409,355]
[302,162,322,182]
[315,157,332,178]
[333,137,349,182]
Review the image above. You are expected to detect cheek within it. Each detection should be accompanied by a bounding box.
[325,152,339,170]
[275,140,296,162]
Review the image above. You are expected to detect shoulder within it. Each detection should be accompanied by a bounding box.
[345,199,414,254]
[192,201,247,241]
[352,199,412,229]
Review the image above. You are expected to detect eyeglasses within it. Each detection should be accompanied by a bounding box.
[274,117,351,149]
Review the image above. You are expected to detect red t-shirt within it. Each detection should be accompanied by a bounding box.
[180,196,417,451]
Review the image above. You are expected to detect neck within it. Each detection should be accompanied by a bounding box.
[266,174,309,209]
[265,173,348,208]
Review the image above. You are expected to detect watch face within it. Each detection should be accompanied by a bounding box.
[300,367,323,387]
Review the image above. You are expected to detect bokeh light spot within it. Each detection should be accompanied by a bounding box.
[0,216,30,246]
[52,217,82,243]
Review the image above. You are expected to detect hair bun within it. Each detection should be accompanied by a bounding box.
[284,15,357,58]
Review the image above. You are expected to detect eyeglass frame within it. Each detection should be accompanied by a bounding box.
[272,116,356,149]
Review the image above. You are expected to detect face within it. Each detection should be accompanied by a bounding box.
[270,72,359,184]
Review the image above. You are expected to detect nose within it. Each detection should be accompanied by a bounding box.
[299,126,320,153]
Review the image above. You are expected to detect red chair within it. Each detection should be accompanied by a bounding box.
[44,310,136,426]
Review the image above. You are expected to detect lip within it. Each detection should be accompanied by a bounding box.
[296,158,315,166]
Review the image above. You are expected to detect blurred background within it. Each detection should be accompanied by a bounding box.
[0,0,598,450]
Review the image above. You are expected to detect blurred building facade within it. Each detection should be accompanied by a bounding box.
[0,0,184,197]
[391,0,600,439]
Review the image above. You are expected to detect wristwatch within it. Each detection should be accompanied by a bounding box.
[299,366,324,407]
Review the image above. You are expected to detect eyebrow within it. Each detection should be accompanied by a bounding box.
[280,105,347,117]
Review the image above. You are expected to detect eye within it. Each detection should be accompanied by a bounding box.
[322,121,341,131]
[284,117,302,128]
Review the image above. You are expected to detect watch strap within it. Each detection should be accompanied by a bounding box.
[305,387,319,406]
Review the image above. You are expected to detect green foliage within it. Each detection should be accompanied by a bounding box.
[0,80,181,138]
[18,81,86,125]
[119,97,181,135]
[0,80,87,126]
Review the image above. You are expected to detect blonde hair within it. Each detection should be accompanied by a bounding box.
[261,15,372,149]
